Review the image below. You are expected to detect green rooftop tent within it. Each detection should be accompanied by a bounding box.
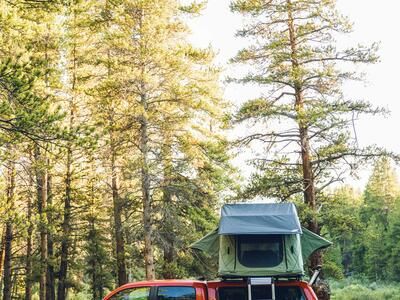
[190,203,331,277]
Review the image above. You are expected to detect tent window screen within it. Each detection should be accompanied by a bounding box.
[238,235,283,267]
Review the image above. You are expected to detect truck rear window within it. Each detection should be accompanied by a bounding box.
[218,286,305,300]
[157,286,196,300]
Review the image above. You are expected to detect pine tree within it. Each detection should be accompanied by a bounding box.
[387,204,400,281]
[2,157,16,300]
[21,7,62,300]
[88,0,232,282]
[88,0,131,286]
[231,0,386,279]
[0,1,233,295]
[56,1,99,297]
[353,158,400,280]
[362,157,399,228]
[0,6,62,298]
[82,154,113,299]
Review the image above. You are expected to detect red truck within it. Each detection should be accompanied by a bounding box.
[104,203,326,300]
[103,278,318,300]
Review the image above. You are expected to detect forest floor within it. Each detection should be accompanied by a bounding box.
[330,277,400,299]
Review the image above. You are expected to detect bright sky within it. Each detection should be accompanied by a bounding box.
[188,0,400,190]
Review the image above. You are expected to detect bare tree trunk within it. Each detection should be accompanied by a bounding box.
[103,25,128,285]
[162,198,176,279]
[57,145,72,300]
[134,6,155,279]
[35,145,48,300]
[3,160,16,300]
[110,134,128,286]
[139,94,155,280]
[161,190,175,280]
[2,225,13,300]
[162,240,175,279]
[25,189,33,300]
[161,142,175,279]
[0,227,6,292]
[89,217,97,300]
[46,172,55,300]
[58,24,79,298]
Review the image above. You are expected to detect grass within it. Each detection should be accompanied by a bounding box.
[330,277,400,300]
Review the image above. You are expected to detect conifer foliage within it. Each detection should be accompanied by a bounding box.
[322,158,400,283]
[0,0,232,298]
[1,0,398,299]
[230,0,387,275]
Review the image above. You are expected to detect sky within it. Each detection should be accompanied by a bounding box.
[187,0,400,190]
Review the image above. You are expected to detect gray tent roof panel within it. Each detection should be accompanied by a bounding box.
[219,203,302,235]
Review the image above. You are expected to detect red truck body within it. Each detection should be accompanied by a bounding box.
[103,279,317,300]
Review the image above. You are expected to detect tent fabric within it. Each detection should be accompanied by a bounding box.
[219,203,302,235]
[217,234,304,277]
[285,234,304,274]
[190,226,332,261]
[189,202,332,277]
[189,228,219,258]
[301,227,332,261]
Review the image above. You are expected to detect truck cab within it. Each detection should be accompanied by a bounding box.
[103,279,317,300]
[103,280,207,300]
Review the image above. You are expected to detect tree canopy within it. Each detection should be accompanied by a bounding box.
[0,1,398,299]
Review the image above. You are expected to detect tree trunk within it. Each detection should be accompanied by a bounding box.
[162,243,175,279]
[58,28,79,299]
[161,142,175,279]
[2,224,13,300]
[35,145,48,300]
[104,24,128,284]
[25,188,33,300]
[136,7,155,279]
[286,0,320,248]
[89,218,97,300]
[110,134,128,286]
[57,145,72,300]
[46,172,55,300]
[139,95,155,280]
[0,227,6,293]
[161,194,175,279]
[3,160,16,300]
[286,1,328,299]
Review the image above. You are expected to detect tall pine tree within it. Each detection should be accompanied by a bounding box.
[231,1,386,283]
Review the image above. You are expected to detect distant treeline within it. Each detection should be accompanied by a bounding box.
[321,157,400,282]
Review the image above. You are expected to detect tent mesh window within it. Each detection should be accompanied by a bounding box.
[238,235,283,268]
